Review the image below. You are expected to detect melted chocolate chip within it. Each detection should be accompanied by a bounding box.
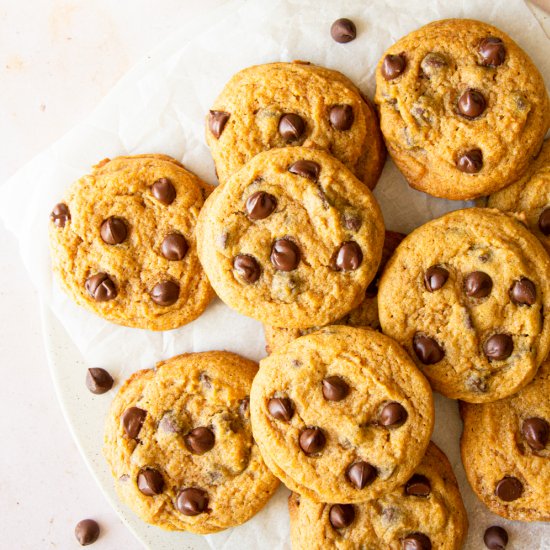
[405,474,431,497]
[510,278,536,306]
[402,532,432,550]
[246,191,277,220]
[161,233,188,260]
[233,254,261,283]
[74,519,100,546]
[330,18,356,43]
[379,402,408,427]
[346,461,376,489]
[158,413,178,433]
[176,487,209,516]
[456,149,483,173]
[100,217,127,245]
[333,241,362,271]
[151,178,176,205]
[413,333,444,364]
[85,273,117,302]
[329,105,354,130]
[85,368,114,395]
[209,110,230,138]
[521,417,549,450]
[322,376,350,401]
[150,281,179,306]
[420,52,447,77]
[464,271,493,298]
[539,208,550,236]
[329,504,355,528]
[50,203,70,228]
[458,89,486,119]
[271,238,300,271]
[424,265,448,291]
[299,427,326,455]
[137,468,164,496]
[279,113,305,141]
[483,334,513,361]
[484,525,508,549]
[268,397,294,421]
[479,37,506,67]
[288,160,320,181]
[495,476,523,501]
[381,54,406,80]
[184,427,215,454]
[121,407,146,439]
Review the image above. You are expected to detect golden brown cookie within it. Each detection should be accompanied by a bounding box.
[206,62,385,190]
[49,155,215,330]
[289,442,468,550]
[250,326,434,504]
[103,351,279,533]
[196,147,385,329]
[374,19,550,200]
[378,208,550,403]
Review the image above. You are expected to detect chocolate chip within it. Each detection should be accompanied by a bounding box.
[322,376,350,401]
[413,333,444,364]
[329,105,354,130]
[233,254,261,283]
[246,191,277,220]
[74,519,100,546]
[342,213,362,231]
[209,110,230,138]
[288,160,320,181]
[50,203,70,228]
[484,526,509,549]
[420,52,447,77]
[379,402,408,427]
[85,273,117,302]
[328,506,355,534]
[271,238,300,271]
[100,217,127,245]
[161,233,188,261]
[278,113,305,141]
[405,474,431,497]
[333,241,362,271]
[158,413,178,433]
[381,54,406,80]
[330,18,356,43]
[456,149,483,173]
[299,427,326,455]
[521,417,549,450]
[424,265,448,291]
[483,334,513,361]
[151,178,176,205]
[479,37,506,67]
[458,89,486,119]
[402,532,432,550]
[495,476,523,501]
[85,368,113,395]
[137,468,164,496]
[465,271,493,298]
[346,461,376,489]
[539,208,550,235]
[150,281,179,306]
[267,397,294,421]
[121,406,146,439]
[239,397,250,418]
[176,487,209,516]
[510,278,536,306]
[184,427,215,454]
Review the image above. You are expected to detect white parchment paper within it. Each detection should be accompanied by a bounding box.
[1,0,549,548]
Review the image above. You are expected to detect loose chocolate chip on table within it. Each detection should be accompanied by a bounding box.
[137,468,165,496]
[522,417,549,450]
[402,532,432,550]
[50,203,70,228]
[121,406,147,439]
[329,105,354,130]
[329,504,355,528]
[74,519,100,546]
[176,487,209,516]
[150,281,179,306]
[330,18,356,43]
[495,476,523,501]
[322,376,350,401]
[271,238,300,271]
[379,402,408,428]
[299,427,326,455]
[268,397,294,421]
[85,273,117,302]
[333,242,362,271]
[85,368,114,395]
[151,178,176,205]
[209,110,230,138]
[413,333,444,364]
[288,160,320,181]
[246,191,277,220]
[458,89,486,119]
[484,525,508,549]
[161,233,188,261]
[510,278,536,306]
[405,474,431,497]
[278,113,305,141]
[184,427,215,454]
[100,217,127,245]
[479,37,506,67]
[483,334,513,361]
[424,265,449,291]
[233,254,261,283]
[346,461,376,489]
[464,271,493,298]
[381,54,406,80]
[539,208,550,235]
[456,149,483,173]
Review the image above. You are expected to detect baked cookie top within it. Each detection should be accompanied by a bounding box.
[374,18,550,200]
[250,326,434,503]
[289,442,468,550]
[488,139,550,255]
[206,61,386,190]
[103,351,279,534]
[196,147,385,329]
[378,208,550,403]
[461,359,550,521]
[49,154,215,331]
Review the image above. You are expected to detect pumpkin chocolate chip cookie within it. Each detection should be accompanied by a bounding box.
[103,351,279,533]
[250,326,434,504]
[375,19,550,200]
[378,208,550,403]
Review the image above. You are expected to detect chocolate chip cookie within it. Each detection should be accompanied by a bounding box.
[378,208,550,403]
[289,442,468,549]
[250,326,434,503]
[460,359,550,521]
[263,230,405,353]
[488,139,550,255]
[196,147,385,329]
[206,61,386,190]
[374,19,550,200]
[103,351,279,533]
[49,155,215,331]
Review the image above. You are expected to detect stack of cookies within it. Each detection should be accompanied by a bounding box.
[48,16,550,549]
